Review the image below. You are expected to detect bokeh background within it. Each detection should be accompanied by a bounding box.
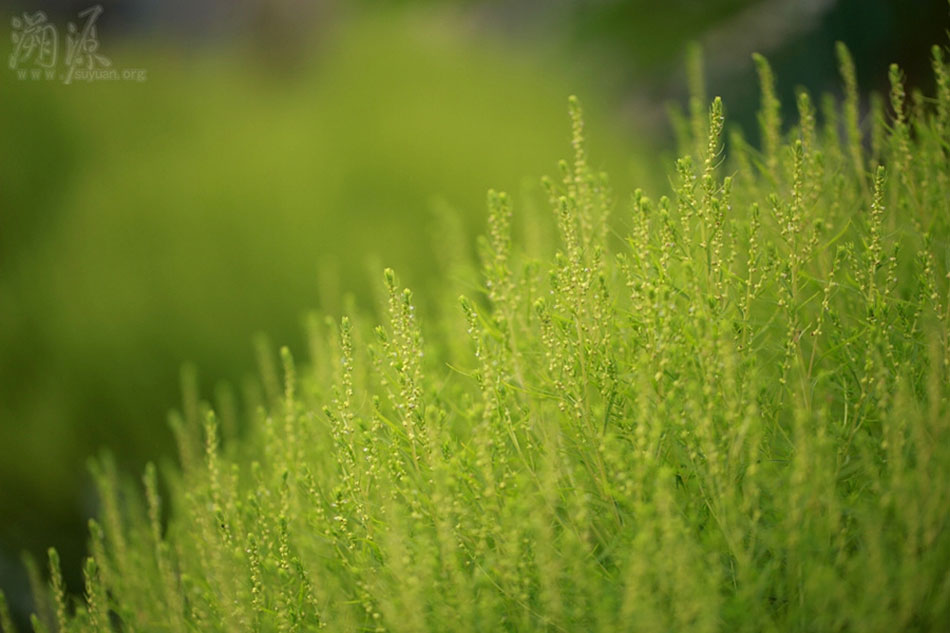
[2,0,948,624]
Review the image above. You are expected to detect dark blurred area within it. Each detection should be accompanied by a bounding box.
[488,0,950,139]
[1,0,947,626]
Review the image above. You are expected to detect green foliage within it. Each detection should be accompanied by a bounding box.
[0,9,638,570]
[13,40,950,632]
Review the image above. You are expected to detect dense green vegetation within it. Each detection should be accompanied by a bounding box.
[5,38,950,632]
[0,9,639,579]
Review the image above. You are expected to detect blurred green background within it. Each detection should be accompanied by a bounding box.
[1,0,947,623]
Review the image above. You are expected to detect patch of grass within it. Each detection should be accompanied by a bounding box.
[0,8,640,579]
[7,37,950,632]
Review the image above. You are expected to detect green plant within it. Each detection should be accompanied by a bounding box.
[0,8,639,581]
[5,38,950,632]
